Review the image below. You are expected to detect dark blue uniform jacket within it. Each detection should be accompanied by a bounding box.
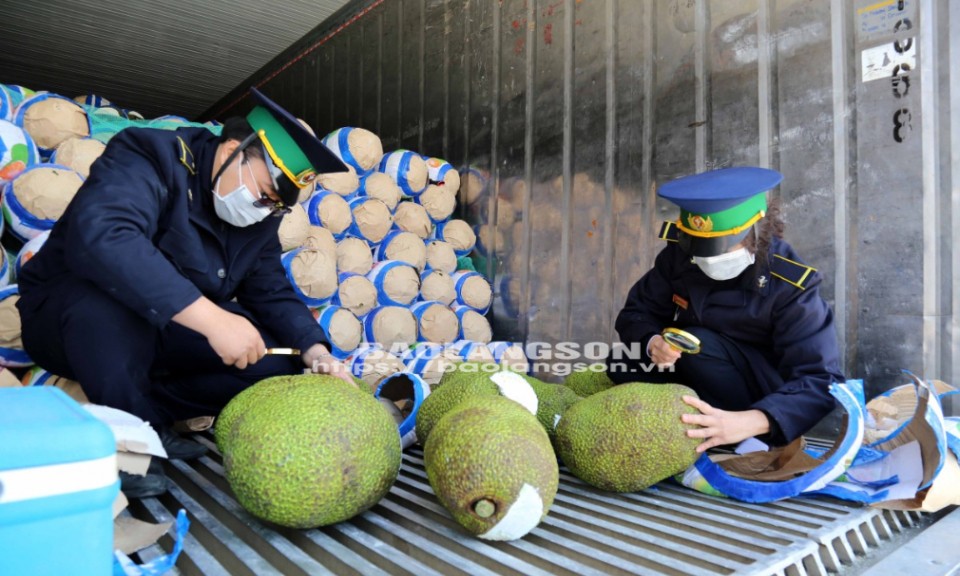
[615,237,844,444]
[18,126,326,353]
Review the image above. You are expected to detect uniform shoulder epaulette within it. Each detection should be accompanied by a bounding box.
[658,220,679,243]
[176,136,195,175]
[770,254,816,290]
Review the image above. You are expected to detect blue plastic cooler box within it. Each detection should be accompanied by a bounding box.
[0,387,118,576]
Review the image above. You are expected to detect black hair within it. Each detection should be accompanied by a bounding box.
[743,198,785,270]
[218,117,264,162]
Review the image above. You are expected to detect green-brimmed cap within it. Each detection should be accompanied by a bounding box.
[657,167,782,257]
[247,87,347,205]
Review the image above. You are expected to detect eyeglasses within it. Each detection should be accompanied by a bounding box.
[244,158,291,216]
[253,192,291,216]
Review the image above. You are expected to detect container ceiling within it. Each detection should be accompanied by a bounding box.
[0,0,353,120]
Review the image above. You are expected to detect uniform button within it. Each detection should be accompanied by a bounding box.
[217,268,226,279]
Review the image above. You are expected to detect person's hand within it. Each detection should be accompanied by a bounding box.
[680,395,771,453]
[303,343,356,387]
[648,334,682,368]
[206,311,266,370]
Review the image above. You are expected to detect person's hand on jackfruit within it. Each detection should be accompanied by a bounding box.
[303,343,356,387]
[679,395,771,453]
[647,334,682,368]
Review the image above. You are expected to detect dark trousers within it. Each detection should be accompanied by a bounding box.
[606,327,765,412]
[20,279,301,426]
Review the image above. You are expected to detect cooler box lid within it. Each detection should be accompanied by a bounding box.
[0,387,116,471]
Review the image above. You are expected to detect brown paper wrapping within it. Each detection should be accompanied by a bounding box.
[317,165,360,197]
[441,220,476,254]
[346,128,385,173]
[52,137,105,178]
[326,308,363,352]
[393,201,433,239]
[382,265,420,306]
[289,249,338,301]
[459,309,492,344]
[337,275,378,318]
[356,349,406,388]
[22,97,90,150]
[314,193,352,236]
[475,224,505,255]
[351,198,393,244]
[0,367,21,387]
[417,184,456,222]
[382,231,427,271]
[361,172,401,211]
[419,270,456,305]
[416,304,460,344]
[303,225,338,255]
[337,237,374,275]
[277,203,311,252]
[439,169,461,194]
[459,275,492,311]
[425,240,458,274]
[371,307,418,349]
[0,294,24,350]
[459,170,487,206]
[14,166,84,220]
[418,349,462,386]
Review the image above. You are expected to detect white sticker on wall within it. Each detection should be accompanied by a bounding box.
[861,41,916,83]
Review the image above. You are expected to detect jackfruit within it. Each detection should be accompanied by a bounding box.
[415,367,537,444]
[214,375,306,454]
[556,383,701,492]
[222,375,401,528]
[524,377,583,444]
[424,395,558,540]
[563,365,615,397]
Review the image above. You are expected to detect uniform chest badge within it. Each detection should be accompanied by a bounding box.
[757,275,767,288]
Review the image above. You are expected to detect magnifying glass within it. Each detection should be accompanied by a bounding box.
[661,328,701,355]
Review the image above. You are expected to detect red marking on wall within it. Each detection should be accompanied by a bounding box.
[544,23,553,45]
[512,19,521,30]
[514,37,525,55]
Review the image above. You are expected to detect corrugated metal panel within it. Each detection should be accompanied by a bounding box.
[128,436,934,575]
[0,0,354,119]
[210,0,960,403]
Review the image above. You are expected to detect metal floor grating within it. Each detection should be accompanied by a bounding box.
[126,434,930,576]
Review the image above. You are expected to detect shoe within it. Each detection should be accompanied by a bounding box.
[157,425,208,460]
[119,470,169,499]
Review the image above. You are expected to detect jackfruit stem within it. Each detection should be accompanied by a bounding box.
[473,499,496,518]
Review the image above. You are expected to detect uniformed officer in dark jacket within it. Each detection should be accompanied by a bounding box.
[17,88,355,496]
[608,167,844,451]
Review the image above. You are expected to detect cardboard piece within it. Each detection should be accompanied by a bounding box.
[114,515,172,555]
[0,367,20,387]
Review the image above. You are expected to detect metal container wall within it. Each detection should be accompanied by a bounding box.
[208,0,959,397]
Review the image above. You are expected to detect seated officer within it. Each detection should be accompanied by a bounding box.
[608,167,844,452]
[17,88,355,497]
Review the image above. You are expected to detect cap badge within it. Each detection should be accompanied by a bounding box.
[687,213,714,233]
[295,169,318,187]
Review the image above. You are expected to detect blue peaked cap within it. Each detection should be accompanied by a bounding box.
[658,167,783,214]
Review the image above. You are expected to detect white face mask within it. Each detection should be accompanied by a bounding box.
[213,157,272,227]
[693,247,755,281]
